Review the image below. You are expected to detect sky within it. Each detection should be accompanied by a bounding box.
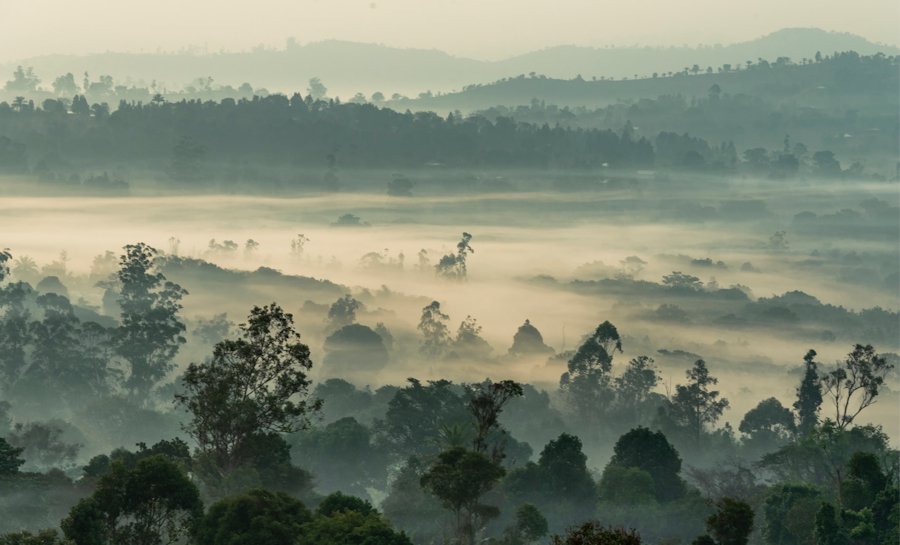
[0,0,898,62]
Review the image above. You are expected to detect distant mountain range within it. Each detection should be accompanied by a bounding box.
[2,28,896,98]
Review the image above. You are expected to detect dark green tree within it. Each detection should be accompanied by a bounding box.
[0,438,24,475]
[551,522,642,545]
[61,455,202,545]
[465,379,523,458]
[194,488,311,545]
[607,427,685,502]
[114,243,187,399]
[793,350,822,437]
[175,304,321,481]
[706,498,754,545]
[316,492,377,517]
[420,447,505,545]
[668,360,729,445]
[560,321,622,424]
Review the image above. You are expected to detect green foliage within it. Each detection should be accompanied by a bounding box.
[176,303,321,482]
[605,427,686,503]
[304,510,413,545]
[793,350,822,437]
[666,359,729,445]
[194,489,311,545]
[376,378,470,460]
[505,434,598,530]
[290,417,389,499]
[61,455,202,545]
[465,379,523,458]
[763,484,821,545]
[598,466,657,505]
[114,243,186,398]
[316,492,376,518]
[551,522,642,545]
[0,438,24,475]
[560,321,622,424]
[0,530,67,545]
[421,447,505,545]
[706,498,754,545]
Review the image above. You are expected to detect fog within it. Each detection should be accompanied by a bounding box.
[4,174,897,446]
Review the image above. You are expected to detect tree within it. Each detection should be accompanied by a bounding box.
[420,447,505,545]
[794,349,822,437]
[705,498,754,545]
[307,77,328,100]
[377,378,470,460]
[512,504,548,543]
[316,492,377,517]
[821,344,893,430]
[0,530,67,545]
[0,438,24,475]
[560,321,622,424]
[738,398,796,453]
[176,304,321,479]
[114,243,187,399]
[436,232,474,280]
[505,434,598,527]
[605,427,686,502]
[668,360,729,445]
[61,455,202,545]
[194,488,310,545]
[508,319,554,356]
[323,324,389,376]
[452,316,493,360]
[326,294,360,331]
[662,271,703,290]
[418,301,451,357]
[51,73,78,96]
[763,484,822,545]
[4,66,40,93]
[614,356,661,420]
[304,510,412,545]
[465,379,523,458]
[551,523,642,545]
[812,503,846,545]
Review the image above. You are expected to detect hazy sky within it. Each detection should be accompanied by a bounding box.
[0,0,897,62]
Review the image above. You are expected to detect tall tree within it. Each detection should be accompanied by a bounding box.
[560,321,622,424]
[175,304,321,479]
[115,243,187,399]
[418,301,452,357]
[668,360,729,445]
[465,379,523,459]
[420,447,505,545]
[821,344,893,430]
[436,232,474,280]
[793,349,822,437]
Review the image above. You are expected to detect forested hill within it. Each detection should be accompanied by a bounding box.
[391,51,900,111]
[1,28,896,98]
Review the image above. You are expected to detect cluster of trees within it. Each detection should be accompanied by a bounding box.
[0,91,657,182]
[1,244,898,544]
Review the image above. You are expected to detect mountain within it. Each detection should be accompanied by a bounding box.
[494,28,898,79]
[1,28,895,98]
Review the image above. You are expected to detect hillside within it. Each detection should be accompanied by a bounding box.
[1,28,895,98]
[390,51,900,112]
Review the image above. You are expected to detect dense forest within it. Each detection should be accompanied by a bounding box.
[1,15,898,545]
[0,239,897,545]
